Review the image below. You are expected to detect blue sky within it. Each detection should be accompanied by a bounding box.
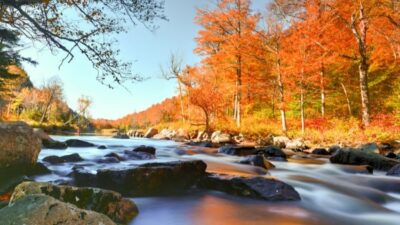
[21,0,268,120]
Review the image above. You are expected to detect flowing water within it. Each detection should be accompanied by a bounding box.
[34,136,400,225]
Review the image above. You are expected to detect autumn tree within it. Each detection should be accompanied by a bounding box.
[0,0,166,86]
[195,0,260,128]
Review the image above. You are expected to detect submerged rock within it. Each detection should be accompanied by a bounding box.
[11,182,138,224]
[199,174,300,201]
[133,145,156,155]
[311,148,330,155]
[186,141,215,148]
[257,145,287,161]
[330,148,399,171]
[112,134,130,139]
[42,138,68,150]
[238,155,275,170]
[43,153,84,164]
[218,145,257,156]
[386,164,400,176]
[123,150,155,160]
[65,139,96,147]
[97,145,107,150]
[0,195,115,225]
[73,160,207,196]
[104,152,125,161]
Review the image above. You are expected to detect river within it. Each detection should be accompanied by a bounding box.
[34,136,400,225]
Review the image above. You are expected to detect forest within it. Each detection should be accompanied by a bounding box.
[96,0,400,144]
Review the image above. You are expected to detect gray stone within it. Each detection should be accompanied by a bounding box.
[11,182,138,224]
[0,195,115,225]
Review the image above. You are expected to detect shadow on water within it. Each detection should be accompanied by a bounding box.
[35,136,400,225]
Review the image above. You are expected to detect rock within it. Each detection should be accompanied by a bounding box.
[153,129,176,140]
[312,148,330,155]
[330,148,400,171]
[0,195,115,225]
[199,174,300,201]
[97,145,107,150]
[257,145,287,161]
[28,162,51,176]
[328,145,341,154]
[65,139,95,147]
[97,157,120,164]
[174,128,190,141]
[11,182,138,224]
[133,145,156,155]
[42,139,68,149]
[359,143,380,154]
[211,131,233,144]
[238,155,275,170]
[196,131,209,141]
[256,134,273,146]
[386,152,397,159]
[218,145,257,156]
[43,153,84,164]
[387,164,400,176]
[339,165,373,174]
[112,134,130,139]
[73,160,207,196]
[186,141,214,148]
[0,122,41,171]
[143,128,158,138]
[123,150,155,160]
[104,152,125,161]
[272,136,290,148]
[285,138,307,150]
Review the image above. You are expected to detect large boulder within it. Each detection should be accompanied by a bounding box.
[211,131,233,144]
[65,139,95,147]
[330,148,400,171]
[0,122,42,193]
[11,182,138,224]
[0,122,41,170]
[73,160,207,196]
[0,195,115,225]
[199,174,301,201]
[218,145,257,156]
[143,128,158,138]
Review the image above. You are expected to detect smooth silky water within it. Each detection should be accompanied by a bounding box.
[34,136,400,225]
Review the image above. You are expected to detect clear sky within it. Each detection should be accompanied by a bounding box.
[21,0,268,120]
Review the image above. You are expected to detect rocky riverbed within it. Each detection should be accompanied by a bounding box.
[1,124,400,225]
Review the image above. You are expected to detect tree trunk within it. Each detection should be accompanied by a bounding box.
[340,82,352,117]
[39,91,54,125]
[276,55,287,133]
[352,2,371,126]
[177,81,185,123]
[300,69,305,134]
[235,55,242,128]
[320,63,326,117]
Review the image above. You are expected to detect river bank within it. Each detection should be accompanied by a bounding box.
[1,123,400,224]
